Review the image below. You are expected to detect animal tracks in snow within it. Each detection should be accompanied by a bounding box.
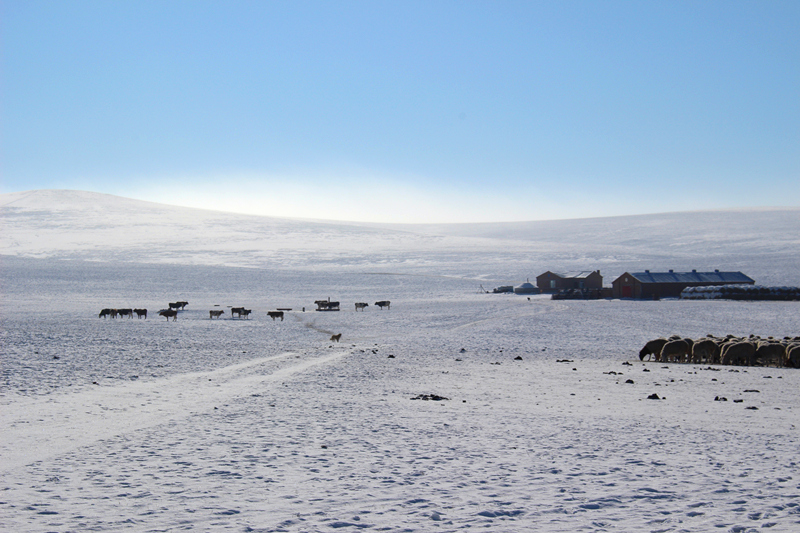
[2,353,800,532]
[0,350,350,471]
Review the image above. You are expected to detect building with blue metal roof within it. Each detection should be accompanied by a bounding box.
[612,269,755,299]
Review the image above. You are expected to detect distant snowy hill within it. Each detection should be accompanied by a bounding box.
[2,189,799,285]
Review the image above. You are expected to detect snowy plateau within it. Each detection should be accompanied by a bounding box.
[1,189,800,532]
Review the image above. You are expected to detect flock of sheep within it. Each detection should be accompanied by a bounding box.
[639,334,800,368]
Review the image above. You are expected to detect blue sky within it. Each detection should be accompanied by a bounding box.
[3,1,798,223]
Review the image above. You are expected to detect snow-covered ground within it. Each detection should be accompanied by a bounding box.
[1,191,799,532]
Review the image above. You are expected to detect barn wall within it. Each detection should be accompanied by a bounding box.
[538,270,604,292]
[536,272,563,293]
[612,273,637,298]
[584,271,603,290]
[626,280,756,299]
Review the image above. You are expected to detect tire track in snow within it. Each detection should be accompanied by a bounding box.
[0,349,350,471]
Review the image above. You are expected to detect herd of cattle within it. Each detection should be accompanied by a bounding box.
[207,307,254,320]
[640,334,800,368]
[314,300,391,311]
[98,308,149,319]
[99,301,189,321]
[98,300,392,321]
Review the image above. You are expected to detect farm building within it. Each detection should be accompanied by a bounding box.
[611,270,755,299]
[536,270,603,293]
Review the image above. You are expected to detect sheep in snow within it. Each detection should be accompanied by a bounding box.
[721,341,756,366]
[754,342,786,367]
[639,338,668,361]
[691,338,720,364]
[660,338,693,363]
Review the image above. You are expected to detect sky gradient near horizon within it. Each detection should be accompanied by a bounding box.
[3,1,799,223]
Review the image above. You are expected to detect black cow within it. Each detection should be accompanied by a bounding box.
[159,309,178,321]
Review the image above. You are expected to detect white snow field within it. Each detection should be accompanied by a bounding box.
[1,190,799,532]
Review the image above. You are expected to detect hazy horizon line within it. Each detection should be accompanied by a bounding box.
[2,187,799,227]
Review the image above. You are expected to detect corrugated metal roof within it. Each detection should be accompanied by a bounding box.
[556,271,597,279]
[629,271,754,284]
